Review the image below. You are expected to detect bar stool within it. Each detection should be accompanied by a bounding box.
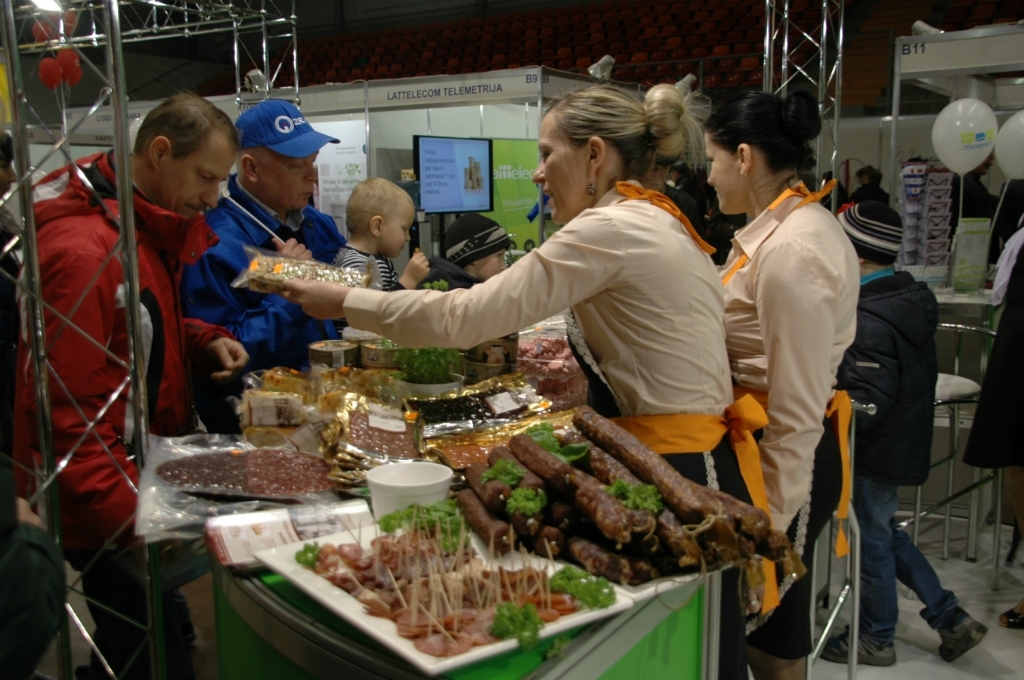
[897,324,1001,587]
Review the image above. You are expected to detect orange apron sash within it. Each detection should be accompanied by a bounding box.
[615,181,717,255]
[721,180,837,286]
[732,385,853,558]
[612,394,781,613]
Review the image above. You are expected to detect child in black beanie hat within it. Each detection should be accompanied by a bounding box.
[418,213,510,290]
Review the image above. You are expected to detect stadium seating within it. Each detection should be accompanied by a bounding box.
[192,0,1024,97]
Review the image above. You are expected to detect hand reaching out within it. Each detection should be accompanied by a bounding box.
[275,237,313,261]
[399,250,430,289]
[205,337,249,383]
[279,279,352,319]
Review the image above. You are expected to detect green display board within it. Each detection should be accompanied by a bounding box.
[481,139,542,252]
[215,571,704,680]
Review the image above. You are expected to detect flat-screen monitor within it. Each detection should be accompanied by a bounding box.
[413,135,493,214]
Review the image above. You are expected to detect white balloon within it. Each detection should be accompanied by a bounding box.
[994,110,1024,180]
[931,98,998,175]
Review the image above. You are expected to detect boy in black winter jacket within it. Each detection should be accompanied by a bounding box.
[822,201,987,667]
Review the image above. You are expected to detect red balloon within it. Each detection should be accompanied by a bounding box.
[63,63,83,87]
[39,57,63,89]
[63,11,79,35]
[31,22,53,43]
[56,49,79,72]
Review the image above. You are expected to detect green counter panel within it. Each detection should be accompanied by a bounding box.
[216,571,704,680]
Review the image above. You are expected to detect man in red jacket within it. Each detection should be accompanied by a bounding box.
[13,92,248,680]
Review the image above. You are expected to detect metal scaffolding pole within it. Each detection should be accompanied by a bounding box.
[764,0,845,209]
[2,3,298,677]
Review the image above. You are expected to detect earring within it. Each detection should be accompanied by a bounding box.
[587,183,596,195]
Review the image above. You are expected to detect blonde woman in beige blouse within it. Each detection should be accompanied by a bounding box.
[283,84,759,680]
[706,89,858,680]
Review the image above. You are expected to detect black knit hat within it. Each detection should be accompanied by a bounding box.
[444,214,509,267]
[838,200,902,265]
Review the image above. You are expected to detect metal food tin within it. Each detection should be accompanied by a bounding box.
[464,332,519,364]
[359,340,402,369]
[461,358,517,385]
[309,340,359,368]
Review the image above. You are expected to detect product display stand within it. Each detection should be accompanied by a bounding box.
[212,560,713,680]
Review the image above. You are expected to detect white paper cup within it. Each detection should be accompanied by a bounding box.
[365,461,454,519]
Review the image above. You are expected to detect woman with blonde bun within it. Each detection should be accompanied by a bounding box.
[706,89,859,679]
[281,85,773,679]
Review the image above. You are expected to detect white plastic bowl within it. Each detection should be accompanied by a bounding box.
[365,461,454,519]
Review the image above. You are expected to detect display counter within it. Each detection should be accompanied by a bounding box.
[212,559,708,680]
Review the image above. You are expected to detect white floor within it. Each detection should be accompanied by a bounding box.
[810,515,1024,680]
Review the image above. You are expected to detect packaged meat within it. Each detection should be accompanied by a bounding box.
[517,331,588,410]
[231,245,382,293]
[406,373,550,438]
[155,448,333,498]
[240,390,306,427]
[260,367,315,404]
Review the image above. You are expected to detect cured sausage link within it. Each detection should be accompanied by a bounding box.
[544,500,579,534]
[508,434,574,494]
[488,445,546,492]
[524,525,565,559]
[584,441,643,486]
[655,509,702,568]
[701,484,773,545]
[455,488,515,555]
[566,536,633,586]
[569,471,634,547]
[572,407,717,525]
[464,463,511,515]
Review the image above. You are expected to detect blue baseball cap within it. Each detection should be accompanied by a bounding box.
[235,100,338,158]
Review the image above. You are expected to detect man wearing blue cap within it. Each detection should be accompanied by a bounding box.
[181,99,347,433]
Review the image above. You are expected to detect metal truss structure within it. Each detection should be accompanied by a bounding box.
[763,0,845,203]
[0,2,295,678]
[762,4,857,679]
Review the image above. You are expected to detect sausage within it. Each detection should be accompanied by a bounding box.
[509,508,543,538]
[488,445,546,492]
[573,407,717,525]
[464,463,511,515]
[701,484,772,545]
[509,434,574,494]
[566,536,633,586]
[588,444,643,486]
[455,488,515,555]
[623,555,660,585]
[696,516,746,568]
[626,522,661,556]
[656,509,703,569]
[522,525,565,559]
[573,406,773,545]
[543,499,580,534]
[568,470,633,547]
[756,529,792,562]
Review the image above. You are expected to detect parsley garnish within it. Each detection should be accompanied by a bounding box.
[525,423,590,465]
[606,479,664,514]
[505,487,547,516]
[490,601,544,649]
[482,458,526,487]
[549,565,616,609]
[294,542,320,568]
[376,499,466,553]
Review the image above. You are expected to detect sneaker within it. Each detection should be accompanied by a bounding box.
[937,606,987,662]
[820,628,896,667]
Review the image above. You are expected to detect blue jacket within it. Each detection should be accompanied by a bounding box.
[181,175,347,433]
[836,271,938,486]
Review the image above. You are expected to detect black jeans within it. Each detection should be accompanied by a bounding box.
[65,550,195,680]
